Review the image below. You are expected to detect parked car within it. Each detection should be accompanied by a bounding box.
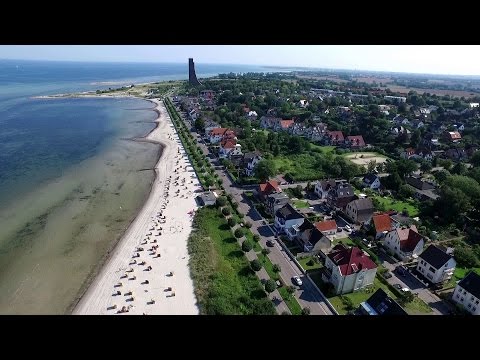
[276,279,283,288]
[337,227,342,233]
[396,265,408,277]
[384,271,393,279]
[293,276,303,286]
[344,225,352,232]
[266,240,275,247]
[393,283,402,290]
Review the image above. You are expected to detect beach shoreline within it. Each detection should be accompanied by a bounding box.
[73,98,200,315]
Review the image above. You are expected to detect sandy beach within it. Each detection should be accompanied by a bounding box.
[74,99,200,315]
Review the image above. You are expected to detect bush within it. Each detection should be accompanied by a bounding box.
[307,259,315,267]
[272,264,281,273]
[245,221,252,229]
[238,213,245,219]
[301,307,311,315]
[234,228,244,238]
[250,259,262,272]
[242,240,253,252]
[228,218,237,228]
[454,246,479,268]
[231,202,239,209]
[221,207,231,216]
[265,279,277,293]
[226,194,233,201]
[253,234,260,242]
[261,248,270,256]
[216,196,227,207]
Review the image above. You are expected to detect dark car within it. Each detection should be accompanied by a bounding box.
[266,240,275,247]
[393,283,402,290]
[384,271,393,279]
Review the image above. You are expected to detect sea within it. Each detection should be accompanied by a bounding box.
[0,59,275,314]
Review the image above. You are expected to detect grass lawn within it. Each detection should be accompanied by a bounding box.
[331,236,356,247]
[298,256,323,271]
[188,207,276,315]
[444,266,480,288]
[311,144,336,154]
[372,194,420,217]
[293,200,310,209]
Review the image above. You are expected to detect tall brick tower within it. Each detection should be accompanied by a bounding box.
[188,58,202,86]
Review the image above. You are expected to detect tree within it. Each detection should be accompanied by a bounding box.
[399,291,414,304]
[420,161,432,173]
[241,240,253,252]
[221,207,231,216]
[471,151,480,167]
[367,160,377,174]
[228,218,236,227]
[235,228,245,238]
[261,248,270,257]
[194,117,205,131]
[301,307,311,315]
[254,159,276,182]
[253,234,260,242]
[454,246,479,268]
[398,184,414,200]
[286,286,296,299]
[264,279,277,293]
[216,196,227,207]
[272,264,281,273]
[250,259,262,272]
[451,162,467,176]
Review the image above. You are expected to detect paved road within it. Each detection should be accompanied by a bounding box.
[179,111,333,315]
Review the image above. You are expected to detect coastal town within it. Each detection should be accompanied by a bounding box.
[156,59,480,315]
[69,58,480,316]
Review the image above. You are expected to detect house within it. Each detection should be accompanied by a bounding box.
[204,120,220,135]
[315,219,338,236]
[260,116,281,129]
[322,244,377,295]
[298,100,309,108]
[453,123,465,132]
[274,203,304,234]
[445,148,467,162]
[326,130,344,145]
[383,225,424,261]
[452,271,480,315]
[357,289,408,316]
[345,135,366,149]
[401,147,418,160]
[265,192,290,216]
[385,95,407,103]
[391,126,411,136]
[208,128,235,144]
[247,110,258,120]
[314,179,338,199]
[219,139,241,158]
[200,90,215,100]
[363,174,381,190]
[287,219,331,252]
[345,198,374,224]
[444,131,462,143]
[469,103,480,108]
[393,115,411,126]
[327,183,356,210]
[276,119,295,132]
[258,179,281,201]
[405,175,439,201]
[243,151,262,177]
[416,245,456,284]
[370,213,399,239]
[197,191,218,206]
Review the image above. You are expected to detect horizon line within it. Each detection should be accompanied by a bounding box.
[1,58,479,78]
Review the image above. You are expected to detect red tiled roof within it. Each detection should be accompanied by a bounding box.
[221,139,237,149]
[259,180,281,195]
[346,135,366,147]
[372,214,392,233]
[396,226,423,252]
[209,128,229,136]
[448,131,462,140]
[328,244,377,276]
[280,120,294,129]
[315,220,337,232]
[327,131,344,141]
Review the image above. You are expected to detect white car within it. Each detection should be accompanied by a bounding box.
[344,225,352,232]
[293,276,303,286]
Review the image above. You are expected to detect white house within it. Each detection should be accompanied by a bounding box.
[383,225,424,261]
[208,128,234,144]
[314,179,338,199]
[274,203,304,234]
[469,103,480,108]
[219,139,241,158]
[452,271,480,315]
[298,99,309,108]
[243,152,262,177]
[286,219,331,253]
[322,244,378,295]
[362,174,381,190]
[416,245,456,284]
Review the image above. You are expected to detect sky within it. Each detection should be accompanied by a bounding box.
[1,45,480,76]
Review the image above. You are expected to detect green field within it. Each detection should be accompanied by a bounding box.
[372,194,420,217]
[298,256,323,271]
[188,207,275,315]
[293,200,310,209]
